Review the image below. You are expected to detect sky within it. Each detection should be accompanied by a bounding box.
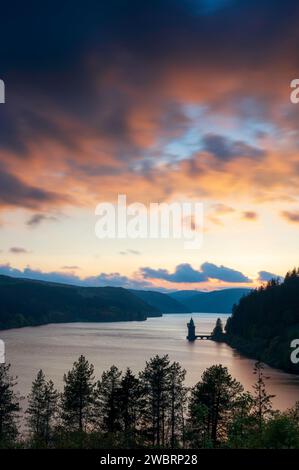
[0,0,299,291]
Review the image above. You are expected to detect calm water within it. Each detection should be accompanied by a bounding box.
[1,313,299,410]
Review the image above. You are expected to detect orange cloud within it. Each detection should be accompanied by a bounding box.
[242,211,258,221]
[281,210,299,224]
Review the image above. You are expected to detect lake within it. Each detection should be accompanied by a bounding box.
[1,313,299,410]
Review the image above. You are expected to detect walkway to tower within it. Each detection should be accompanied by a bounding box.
[186,317,212,341]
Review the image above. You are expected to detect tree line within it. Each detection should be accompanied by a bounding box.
[0,275,158,330]
[0,355,299,449]
[225,269,299,373]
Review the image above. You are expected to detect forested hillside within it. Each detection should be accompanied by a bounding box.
[130,289,189,313]
[0,275,160,329]
[181,288,251,313]
[225,269,299,373]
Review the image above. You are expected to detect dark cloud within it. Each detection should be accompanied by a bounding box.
[258,270,283,282]
[141,262,251,283]
[0,262,278,288]
[85,272,153,289]
[1,1,297,74]
[0,0,297,157]
[141,263,207,283]
[201,262,251,283]
[202,134,265,161]
[0,105,82,156]
[9,247,29,254]
[0,264,153,289]
[0,0,298,211]
[0,168,66,209]
[0,264,83,285]
[26,213,58,227]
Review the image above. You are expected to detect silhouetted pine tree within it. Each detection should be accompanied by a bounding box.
[168,361,187,448]
[27,370,58,446]
[1,355,299,449]
[139,355,171,447]
[0,363,21,445]
[227,392,255,448]
[211,318,224,342]
[118,368,142,440]
[189,365,243,447]
[61,355,95,432]
[252,361,274,432]
[95,365,122,433]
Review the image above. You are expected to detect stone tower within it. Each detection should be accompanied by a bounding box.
[187,317,196,341]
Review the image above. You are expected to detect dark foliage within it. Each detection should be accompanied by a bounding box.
[0,363,21,446]
[0,275,160,329]
[225,269,299,373]
[1,355,299,449]
[211,318,224,342]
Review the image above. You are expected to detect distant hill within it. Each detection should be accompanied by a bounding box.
[225,270,299,373]
[130,289,190,313]
[132,288,251,314]
[0,275,160,330]
[171,288,251,313]
[185,288,251,313]
[169,290,204,303]
[0,274,252,332]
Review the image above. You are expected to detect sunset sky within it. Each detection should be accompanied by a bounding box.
[0,0,299,291]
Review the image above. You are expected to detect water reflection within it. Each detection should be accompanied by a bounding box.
[1,313,299,410]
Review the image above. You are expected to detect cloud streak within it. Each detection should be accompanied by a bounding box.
[9,247,29,254]
[26,213,59,227]
[0,264,153,290]
[258,270,283,282]
[0,168,67,210]
[202,134,265,162]
[0,261,253,288]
